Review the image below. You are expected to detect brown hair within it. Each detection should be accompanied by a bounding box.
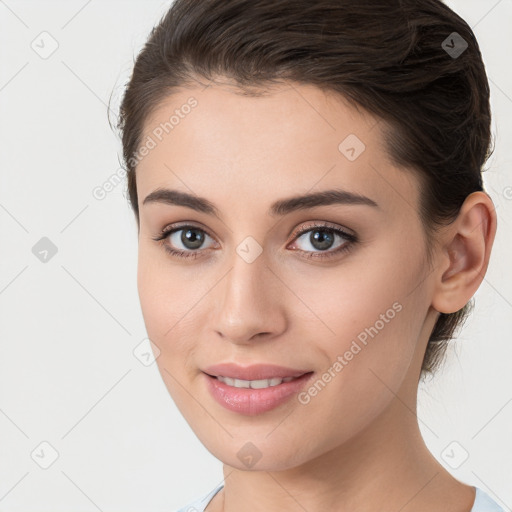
[113,0,494,377]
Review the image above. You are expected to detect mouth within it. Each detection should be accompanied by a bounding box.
[204,373,311,389]
[202,370,315,415]
[202,362,312,381]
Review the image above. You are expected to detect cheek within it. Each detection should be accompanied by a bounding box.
[137,250,205,415]
[281,238,427,388]
[137,248,182,358]
[272,270,424,449]
[136,246,210,365]
[281,249,420,343]
[137,249,166,336]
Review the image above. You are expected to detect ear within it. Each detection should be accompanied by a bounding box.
[431,191,498,314]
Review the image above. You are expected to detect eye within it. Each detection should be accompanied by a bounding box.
[288,221,357,260]
[152,221,357,261]
[152,224,217,259]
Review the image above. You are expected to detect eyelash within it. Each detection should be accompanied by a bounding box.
[152,221,358,261]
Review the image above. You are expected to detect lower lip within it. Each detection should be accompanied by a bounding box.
[203,372,314,415]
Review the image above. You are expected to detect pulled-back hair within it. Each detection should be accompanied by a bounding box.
[114,0,494,377]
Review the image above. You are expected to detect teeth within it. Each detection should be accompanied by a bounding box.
[216,375,296,388]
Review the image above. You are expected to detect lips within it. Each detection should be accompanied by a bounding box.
[203,362,311,381]
[203,370,315,415]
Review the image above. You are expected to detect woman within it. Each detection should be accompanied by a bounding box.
[114,0,504,510]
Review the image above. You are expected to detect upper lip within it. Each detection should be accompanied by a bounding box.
[203,363,312,381]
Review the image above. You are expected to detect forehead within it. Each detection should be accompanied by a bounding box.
[136,81,420,218]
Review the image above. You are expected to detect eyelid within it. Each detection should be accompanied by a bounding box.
[157,220,352,244]
[160,220,213,236]
[289,220,355,240]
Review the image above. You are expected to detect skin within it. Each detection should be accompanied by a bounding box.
[134,80,497,512]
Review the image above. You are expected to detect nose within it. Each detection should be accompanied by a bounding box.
[211,245,287,345]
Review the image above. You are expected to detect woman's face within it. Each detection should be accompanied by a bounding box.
[135,81,439,471]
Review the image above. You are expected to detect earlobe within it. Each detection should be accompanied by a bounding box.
[431,191,497,314]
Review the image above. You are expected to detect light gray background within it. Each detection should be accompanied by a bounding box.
[0,1,511,510]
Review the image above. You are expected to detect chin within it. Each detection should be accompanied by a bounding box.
[195,430,313,472]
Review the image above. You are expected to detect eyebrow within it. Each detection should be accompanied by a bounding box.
[142,187,379,218]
